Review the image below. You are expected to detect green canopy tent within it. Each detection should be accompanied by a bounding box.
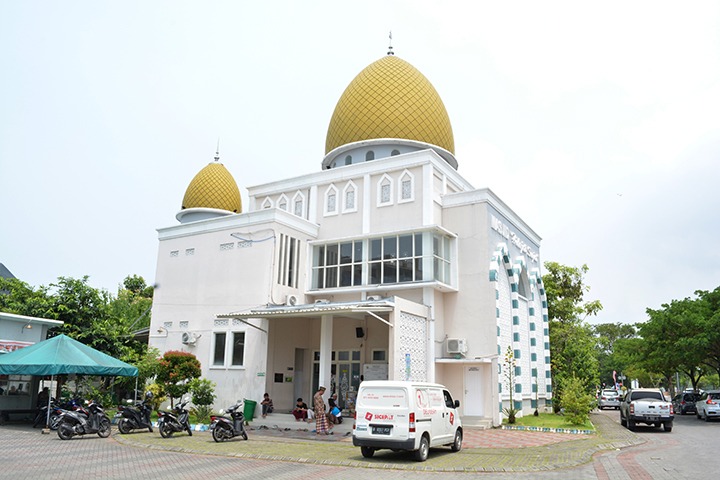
[0,334,138,427]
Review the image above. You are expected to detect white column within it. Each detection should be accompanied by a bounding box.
[424,286,436,383]
[362,173,371,234]
[319,314,333,398]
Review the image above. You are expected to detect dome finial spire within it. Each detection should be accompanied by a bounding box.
[214,138,220,162]
[387,31,394,56]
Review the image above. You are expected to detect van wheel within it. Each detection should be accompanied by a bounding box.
[361,446,375,458]
[414,435,429,462]
[451,429,462,452]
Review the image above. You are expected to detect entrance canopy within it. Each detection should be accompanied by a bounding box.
[0,334,138,377]
[216,298,395,331]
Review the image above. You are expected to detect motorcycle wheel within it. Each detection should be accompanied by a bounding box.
[97,418,111,438]
[117,418,132,434]
[50,413,61,430]
[242,429,248,441]
[57,422,74,440]
[212,424,229,442]
[159,422,173,438]
[186,424,193,436]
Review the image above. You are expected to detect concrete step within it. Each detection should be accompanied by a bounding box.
[461,416,493,429]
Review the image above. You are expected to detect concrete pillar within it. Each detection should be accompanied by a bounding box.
[319,314,333,398]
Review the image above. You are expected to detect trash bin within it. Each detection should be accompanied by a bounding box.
[243,399,257,423]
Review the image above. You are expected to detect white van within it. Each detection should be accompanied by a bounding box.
[352,380,463,461]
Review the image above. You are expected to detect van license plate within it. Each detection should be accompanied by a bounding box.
[372,426,392,435]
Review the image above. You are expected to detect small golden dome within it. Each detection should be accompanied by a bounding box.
[325,55,454,155]
[182,162,242,213]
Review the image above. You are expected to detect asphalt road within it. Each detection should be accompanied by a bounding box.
[1,410,717,479]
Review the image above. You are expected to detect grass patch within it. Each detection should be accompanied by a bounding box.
[503,413,594,431]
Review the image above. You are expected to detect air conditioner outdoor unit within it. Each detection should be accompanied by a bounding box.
[315,299,330,305]
[446,338,467,355]
[181,332,200,346]
[367,295,382,301]
[286,294,299,306]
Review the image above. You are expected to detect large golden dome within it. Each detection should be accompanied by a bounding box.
[325,55,454,155]
[181,161,242,213]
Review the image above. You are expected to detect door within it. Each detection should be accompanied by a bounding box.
[464,366,484,416]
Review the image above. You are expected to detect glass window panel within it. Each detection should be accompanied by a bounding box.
[383,260,397,284]
[415,258,424,281]
[339,265,352,287]
[325,266,338,288]
[314,246,325,267]
[352,351,361,361]
[314,351,320,361]
[383,237,396,259]
[340,242,352,264]
[231,332,245,366]
[371,239,382,261]
[353,264,362,286]
[345,190,355,209]
[326,244,338,265]
[213,333,226,366]
[338,351,350,361]
[398,259,413,282]
[381,183,390,203]
[327,193,336,212]
[398,235,412,258]
[415,233,423,256]
[313,267,324,289]
[433,257,440,281]
[354,241,363,262]
[433,235,440,255]
[370,262,381,284]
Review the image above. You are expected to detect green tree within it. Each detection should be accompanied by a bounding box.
[156,351,202,407]
[697,288,720,382]
[559,375,594,425]
[0,278,53,317]
[188,378,217,423]
[592,322,638,387]
[642,295,708,392]
[543,262,602,412]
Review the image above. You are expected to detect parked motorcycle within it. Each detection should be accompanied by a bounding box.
[38,398,82,430]
[158,398,192,438]
[210,402,248,442]
[116,393,154,434]
[56,401,111,440]
[33,398,57,428]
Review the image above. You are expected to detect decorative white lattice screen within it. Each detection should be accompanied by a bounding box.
[395,311,428,382]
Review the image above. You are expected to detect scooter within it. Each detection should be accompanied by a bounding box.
[116,393,154,434]
[56,401,111,440]
[158,398,192,438]
[210,402,248,442]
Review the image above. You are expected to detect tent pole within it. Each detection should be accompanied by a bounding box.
[134,377,138,403]
[45,375,53,429]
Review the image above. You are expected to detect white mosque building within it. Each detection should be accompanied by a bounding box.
[148,50,551,427]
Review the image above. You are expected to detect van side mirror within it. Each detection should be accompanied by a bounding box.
[454,400,460,408]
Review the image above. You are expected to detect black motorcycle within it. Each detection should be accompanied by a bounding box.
[57,401,111,440]
[210,402,248,442]
[158,399,192,438]
[116,394,154,434]
[33,398,57,429]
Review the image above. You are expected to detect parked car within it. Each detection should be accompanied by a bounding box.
[696,390,720,421]
[619,388,674,432]
[598,389,621,410]
[672,392,700,415]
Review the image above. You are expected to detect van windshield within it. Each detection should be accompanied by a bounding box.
[358,388,408,408]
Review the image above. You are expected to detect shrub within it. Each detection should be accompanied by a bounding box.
[560,375,595,425]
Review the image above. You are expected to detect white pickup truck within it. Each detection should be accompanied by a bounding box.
[619,388,674,432]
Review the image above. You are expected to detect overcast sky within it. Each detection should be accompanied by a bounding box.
[1,1,718,325]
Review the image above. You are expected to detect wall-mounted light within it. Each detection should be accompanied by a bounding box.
[21,322,32,333]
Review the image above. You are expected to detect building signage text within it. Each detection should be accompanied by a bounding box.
[491,215,539,263]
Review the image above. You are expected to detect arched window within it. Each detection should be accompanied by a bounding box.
[278,194,289,212]
[398,170,414,203]
[365,151,375,161]
[262,197,273,209]
[391,149,400,156]
[377,174,393,206]
[324,184,338,216]
[342,180,358,213]
[293,191,305,218]
[344,155,352,166]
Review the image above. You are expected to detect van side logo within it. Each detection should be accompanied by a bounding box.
[449,412,455,425]
[365,412,373,421]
